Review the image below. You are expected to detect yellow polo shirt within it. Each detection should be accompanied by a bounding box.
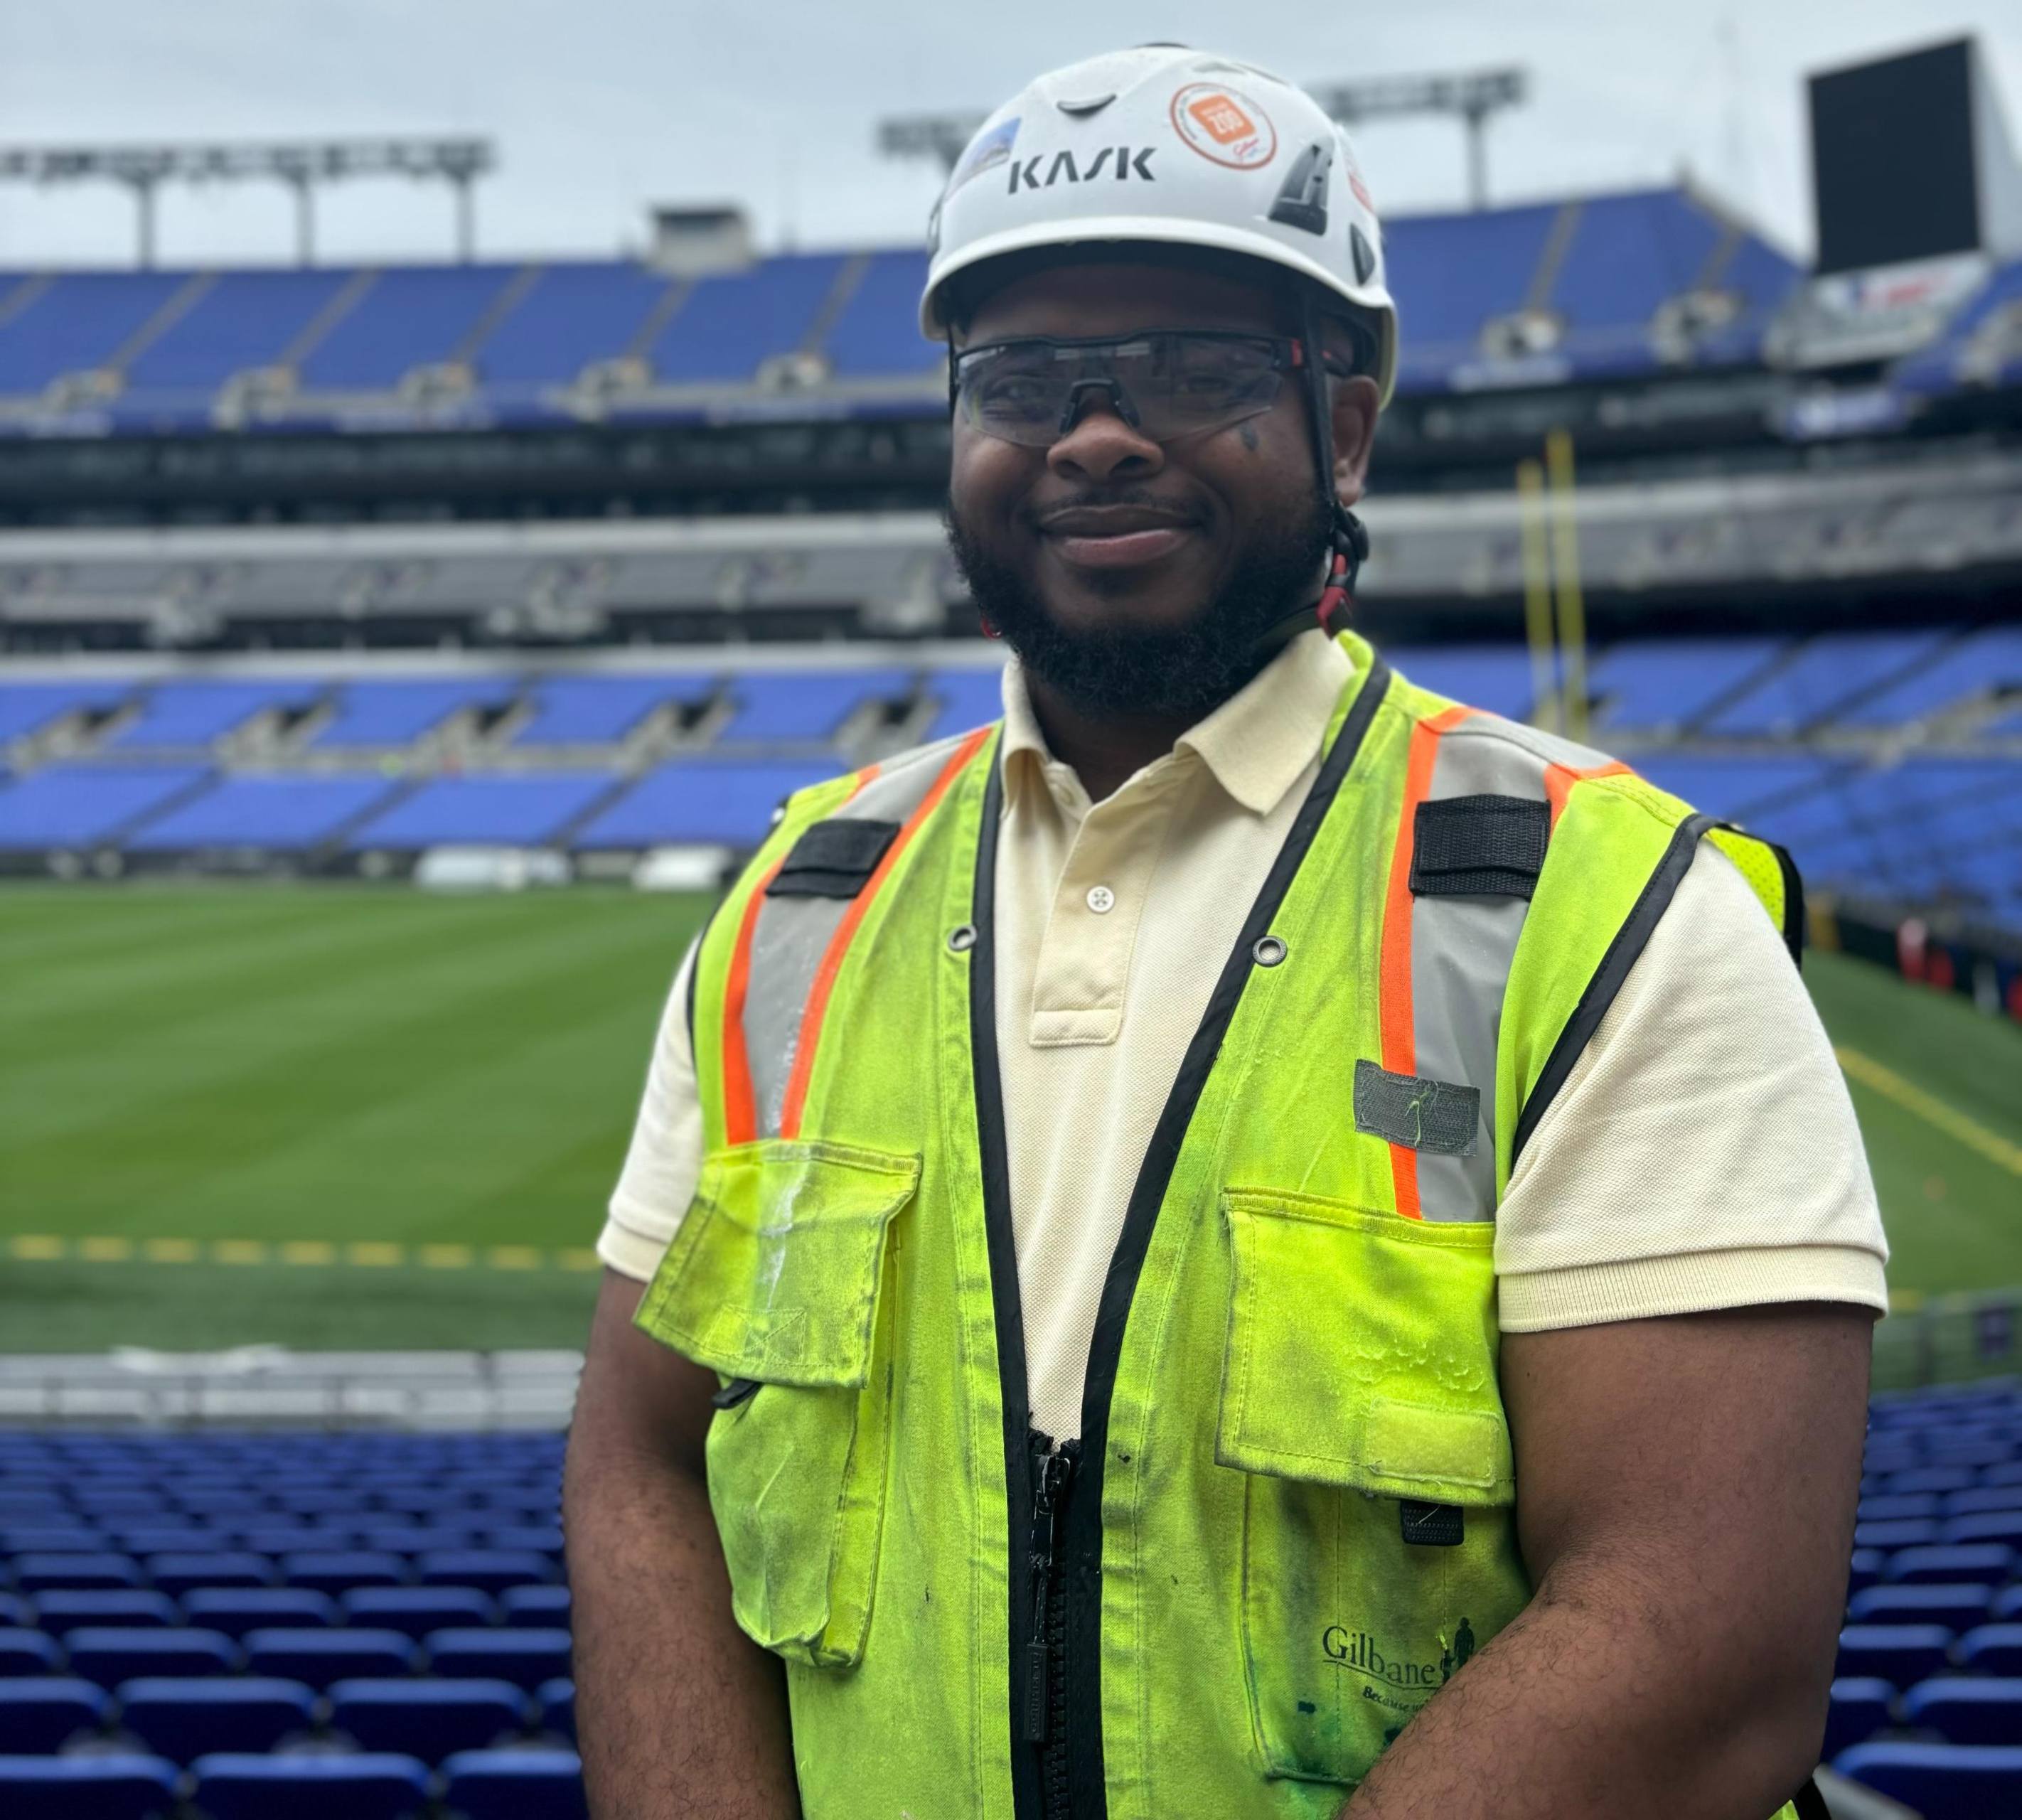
[602,631,1888,1440]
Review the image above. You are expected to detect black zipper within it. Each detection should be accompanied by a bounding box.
[969,658,1394,1820]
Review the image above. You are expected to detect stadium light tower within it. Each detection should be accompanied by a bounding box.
[876,114,989,176]
[1312,69,1529,209]
[0,137,496,267]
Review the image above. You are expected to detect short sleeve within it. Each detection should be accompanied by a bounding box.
[1495,841,1890,1332]
[599,936,705,1281]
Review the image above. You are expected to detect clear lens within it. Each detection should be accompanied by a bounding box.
[955,332,1288,446]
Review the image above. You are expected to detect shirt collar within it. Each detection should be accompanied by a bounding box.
[997,628,1352,818]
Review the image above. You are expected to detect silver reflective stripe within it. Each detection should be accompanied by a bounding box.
[742,736,970,1139]
[1407,719,1556,1223]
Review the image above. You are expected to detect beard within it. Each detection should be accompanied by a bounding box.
[942,487,1332,722]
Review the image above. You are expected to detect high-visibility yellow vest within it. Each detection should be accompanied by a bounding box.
[637,633,1815,1820]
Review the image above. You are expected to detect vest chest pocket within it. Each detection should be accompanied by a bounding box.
[1217,1189,1530,1787]
[636,1139,919,1669]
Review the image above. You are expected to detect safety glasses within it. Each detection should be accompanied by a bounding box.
[950,330,1309,447]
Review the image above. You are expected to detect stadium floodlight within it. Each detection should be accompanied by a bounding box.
[0,137,497,267]
[1311,69,1528,209]
[876,114,990,176]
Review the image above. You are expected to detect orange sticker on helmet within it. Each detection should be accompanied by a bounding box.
[1169,82,1277,169]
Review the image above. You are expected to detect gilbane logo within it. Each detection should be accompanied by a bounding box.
[1007,147,1157,192]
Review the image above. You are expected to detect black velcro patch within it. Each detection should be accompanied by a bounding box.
[1410,794,1549,899]
[1353,1059,1480,1157]
[765,818,901,899]
[1398,1500,1464,1547]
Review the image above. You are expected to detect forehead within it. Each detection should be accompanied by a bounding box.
[963,258,1287,341]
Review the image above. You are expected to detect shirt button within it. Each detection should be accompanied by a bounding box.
[1085,884,1116,915]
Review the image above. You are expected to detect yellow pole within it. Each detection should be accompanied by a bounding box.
[1515,458,1558,734]
[1544,428,1589,746]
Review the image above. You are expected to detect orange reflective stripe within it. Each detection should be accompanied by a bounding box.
[1544,759,1629,831]
[1377,705,1473,1219]
[777,728,990,1140]
[720,762,882,1147]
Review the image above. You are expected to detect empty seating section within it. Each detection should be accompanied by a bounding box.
[1384,201,1562,383]
[472,263,672,390]
[509,674,710,746]
[649,253,847,384]
[0,766,208,850]
[574,757,845,848]
[310,678,513,749]
[1386,645,1537,722]
[0,680,134,744]
[1840,626,2022,726]
[107,680,320,750]
[0,272,191,393]
[1586,637,1787,733]
[715,668,908,742]
[921,668,1006,742]
[823,250,937,378]
[345,775,615,850]
[126,775,397,852]
[297,267,523,392]
[1703,631,1943,735]
[121,270,354,395]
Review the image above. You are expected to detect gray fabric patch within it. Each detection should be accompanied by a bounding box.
[1353,1060,1481,1157]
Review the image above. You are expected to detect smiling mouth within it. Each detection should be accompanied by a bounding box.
[1037,506,1199,571]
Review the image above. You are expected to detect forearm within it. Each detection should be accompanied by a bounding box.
[1338,1563,1819,1820]
[566,1275,800,1820]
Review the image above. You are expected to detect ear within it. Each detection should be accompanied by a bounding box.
[1329,375,1381,508]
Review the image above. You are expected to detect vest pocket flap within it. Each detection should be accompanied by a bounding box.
[1216,1188,1514,1507]
[637,1138,919,1390]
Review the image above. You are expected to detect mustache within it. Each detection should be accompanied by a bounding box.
[1026,488,1204,530]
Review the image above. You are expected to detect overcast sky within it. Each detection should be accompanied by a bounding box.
[2,1,2017,269]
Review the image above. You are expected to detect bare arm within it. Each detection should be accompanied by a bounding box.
[565,1269,801,1820]
[1342,1302,1872,1820]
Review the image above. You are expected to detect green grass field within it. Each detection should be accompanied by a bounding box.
[2,884,2017,1354]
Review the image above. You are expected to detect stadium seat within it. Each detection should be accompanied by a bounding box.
[0,1676,112,1751]
[0,1525,95,1554]
[1858,1492,1940,1522]
[0,1626,63,1672]
[279,1550,408,1594]
[1905,1676,2022,1746]
[1947,1485,2022,1516]
[31,1589,178,1629]
[1854,1519,1941,1550]
[12,1552,143,1592]
[1823,1678,1895,1760]
[63,1624,239,1681]
[501,1584,571,1627]
[417,1548,552,1593]
[1945,1511,2022,1546]
[481,1524,565,1554]
[1961,1622,2022,1674]
[1888,1467,1980,1495]
[424,1625,572,1690]
[144,1551,275,1594]
[1886,1543,2016,1588]
[440,1746,589,1820]
[180,1587,338,1638]
[0,1593,27,1626]
[0,1752,181,1820]
[1848,1583,1996,1629]
[242,1625,420,1688]
[1834,1741,2022,1818]
[329,1675,528,1761]
[189,1750,433,1820]
[341,1585,496,1638]
[114,1674,317,1761]
[537,1676,575,1744]
[1836,1624,1956,1686]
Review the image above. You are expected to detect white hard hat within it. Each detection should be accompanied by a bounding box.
[921,45,1398,405]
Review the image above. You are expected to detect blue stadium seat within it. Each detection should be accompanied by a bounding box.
[0,679,136,744]
[1834,1741,2022,1818]
[329,1676,528,1762]
[1823,1678,1895,1760]
[129,774,399,853]
[277,1488,375,1517]
[473,262,672,391]
[70,1489,161,1517]
[242,1626,419,1688]
[296,264,522,391]
[0,1676,112,1750]
[115,1674,317,1762]
[279,1551,408,1595]
[107,1526,218,1556]
[1887,1543,2016,1588]
[180,1588,337,1639]
[63,1625,238,1681]
[440,1746,589,1820]
[1854,1519,1941,1550]
[1945,1511,2022,1546]
[509,675,711,747]
[1905,1676,2022,1746]
[537,1676,574,1744]
[0,1627,62,1672]
[501,1585,570,1628]
[309,678,516,751]
[0,1752,180,1820]
[1849,1584,1996,1629]
[0,1526,93,1554]
[1961,1623,2022,1675]
[424,1626,572,1691]
[107,680,321,751]
[1836,1624,1956,1686]
[415,1549,552,1594]
[715,669,911,744]
[189,1750,434,1820]
[145,1551,275,1595]
[340,1585,496,1639]
[1888,1467,1980,1495]
[32,1590,178,1630]
[0,1594,27,1626]
[13,1553,143,1592]
[1858,1493,1941,1522]
[573,755,845,848]
[344,774,616,850]
[1947,1486,2022,1517]
[0,270,189,392]
[121,268,353,397]
[648,252,847,384]
[480,1524,564,1554]
[821,249,937,378]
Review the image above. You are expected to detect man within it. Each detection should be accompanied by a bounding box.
[565,46,1887,1820]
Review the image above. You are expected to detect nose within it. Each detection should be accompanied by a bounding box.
[1047,391,1164,485]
